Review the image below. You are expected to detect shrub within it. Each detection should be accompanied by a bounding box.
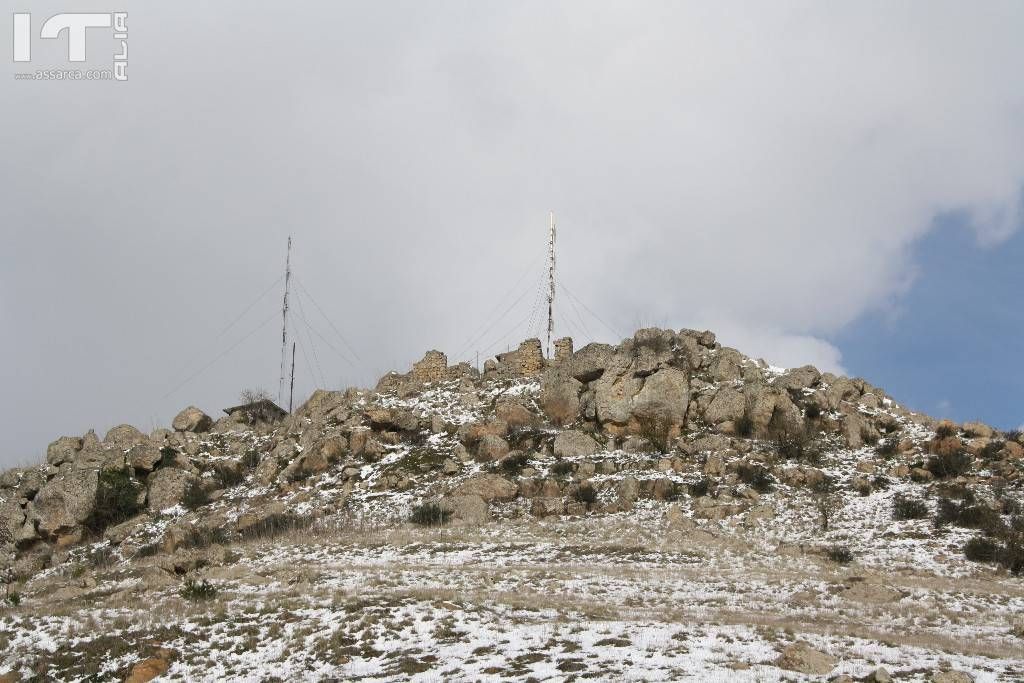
[804,403,822,420]
[85,469,143,534]
[775,429,822,465]
[734,411,755,438]
[853,479,872,497]
[182,527,231,550]
[499,453,531,477]
[0,520,11,546]
[812,477,842,531]
[550,460,574,477]
[241,449,261,470]
[826,545,854,564]
[892,494,929,521]
[180,578,218,601]
[935,423,958,439]
[736,463,774,493]
[6,592,20,607]
[875,437,899,458]
[238,513,308,541]
[871,474,891,490]
[689,478,710,498]
[409,503,452,527]
[979,441,1005,461]
[1005,430,1022,444]
[964,536,1000,563]
[926,450,973,479]
[637,415,672,453]
[860,429,880,446]
[182,481,212,510]
[574,484,598,506]
[934,497,1004,533]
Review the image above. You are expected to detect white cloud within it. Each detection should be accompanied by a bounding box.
[2,2,1024,460]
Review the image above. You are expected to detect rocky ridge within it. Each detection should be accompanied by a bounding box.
[0,328,1022,681]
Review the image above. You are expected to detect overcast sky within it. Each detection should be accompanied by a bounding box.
[2,2,1023,465]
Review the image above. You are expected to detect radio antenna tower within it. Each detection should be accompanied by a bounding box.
[546,211,556,358]
[278,236,292,404]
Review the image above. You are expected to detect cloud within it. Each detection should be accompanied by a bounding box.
[2,2,1024,461]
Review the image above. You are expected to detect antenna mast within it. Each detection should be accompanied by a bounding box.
[546,211,556,358]
[278,236,292,404]
[288,342,296,413]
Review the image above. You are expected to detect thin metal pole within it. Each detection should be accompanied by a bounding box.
[288,342,296,414]
[546,211,556,358]
[278,236,292,403]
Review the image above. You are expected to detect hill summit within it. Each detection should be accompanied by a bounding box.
[1,328,1022,681]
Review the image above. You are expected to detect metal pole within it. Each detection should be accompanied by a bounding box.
[546,211,556,358]
[278,236,292,403]
[288,342,296,414]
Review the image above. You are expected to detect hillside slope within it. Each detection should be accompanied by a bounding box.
[1,328,1022,681]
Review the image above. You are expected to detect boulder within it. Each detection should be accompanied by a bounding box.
[775,641,837,675]
[631,367,689,428]
[930,672,973,683]
[774,365,821,393]
[539,366,582,426]
[704,387,746,426]
[531,497,564,517]
[451,474,517,502]
[553,430,601,458]
[476,434,510,462]
[616,476,640,504]
[439,494,489,525]
[26,468,100,536]
[147,468,199,512]
[495,401,539,430]
[104,424,148,451]
[46,436,83,466]
[364,407,419,432]
[171,407,212,433]
[127,444,164,474]
[571,343,615,382]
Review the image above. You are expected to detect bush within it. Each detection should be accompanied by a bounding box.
[872,474,892,490]
[182,481,212,510]
[550,460,574,477]
[6,592,21,607]
[499,453,531,476]
[875,437,899,458]
[689,478,710,498]
[892,494,929,521]
[775,429,822,465]
[826,545,854,564]
[804,403,822,420]
[979,441,1005,461]
[637,415,672,453]
[85,469,143,534]
[1005,430,1022,444]
[574,484,598,505]
[180,578,218,601]
[964,536,1000,563]
[736,463,774,493]
[935,423,958,439]
[182,527,231,550]
[409,503,452,527]
[926,450,973,479]
[935,498,1004,533]
[241,449,261,470]
[238,513,308,541]
[734,411,755,438]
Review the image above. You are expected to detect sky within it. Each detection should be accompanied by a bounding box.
[1,2,1023,465]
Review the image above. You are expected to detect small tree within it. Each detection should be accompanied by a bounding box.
[239,387,272,404]
[812,477,843,531]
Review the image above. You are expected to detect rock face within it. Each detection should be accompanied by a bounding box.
[26,469,99,536]
[172,406,212,433]
[553,430,600,458]
[452,474,517,502]
[147,468,198,512]
[46,436,83,466]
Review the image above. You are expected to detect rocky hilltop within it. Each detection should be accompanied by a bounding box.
[1,328,1022,681]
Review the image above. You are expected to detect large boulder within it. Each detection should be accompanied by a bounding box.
[539,366,582,426]
[26,468,99,536]
[476,434,510,462]
[773,365,821,393]
[439,494,489,525]
[571,343,615,382]
[46,436,83,466]
[451,474,517,502]
[775,641,837,675]
[171,407,212,433]
[553,430,601,458]
[147,468,199,512]
[703,387,746,426]
[104,424,148,451]
[127,444,164,474]
[631,367,689,428]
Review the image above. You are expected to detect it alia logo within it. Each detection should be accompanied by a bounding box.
[12,12,127,80]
